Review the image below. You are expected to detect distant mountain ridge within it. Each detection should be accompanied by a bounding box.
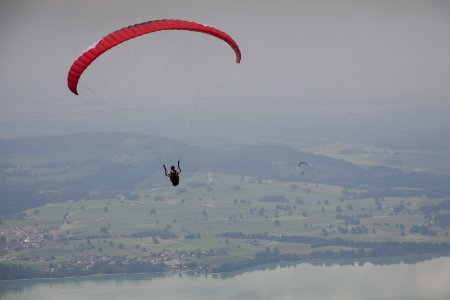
[1,132,449,215]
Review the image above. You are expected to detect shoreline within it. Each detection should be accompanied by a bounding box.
[1,252,448,283]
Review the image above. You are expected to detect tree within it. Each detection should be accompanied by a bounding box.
[258,207,266,216]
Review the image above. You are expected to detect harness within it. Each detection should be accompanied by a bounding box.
[169,172,180,186]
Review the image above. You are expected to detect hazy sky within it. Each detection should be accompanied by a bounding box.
[1,0,450,143]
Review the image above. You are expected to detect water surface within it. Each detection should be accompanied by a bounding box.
[1,257,450,300]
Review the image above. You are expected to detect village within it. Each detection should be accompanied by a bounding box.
[0,224,225,276]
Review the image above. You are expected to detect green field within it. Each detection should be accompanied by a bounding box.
[3,172,449,272]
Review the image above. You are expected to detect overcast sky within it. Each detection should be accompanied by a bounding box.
[1,0,450,143]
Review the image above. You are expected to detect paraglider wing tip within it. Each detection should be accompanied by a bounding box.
[67,80,79,95]
[70,88,79,96]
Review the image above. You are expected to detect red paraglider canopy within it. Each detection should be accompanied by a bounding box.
[67,19,241,95]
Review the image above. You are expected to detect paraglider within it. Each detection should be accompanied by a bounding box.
[298,161,309,174]
[67,19,241,187]
[164,161,181,186]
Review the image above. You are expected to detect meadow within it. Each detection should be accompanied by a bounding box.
[4,172,448,270]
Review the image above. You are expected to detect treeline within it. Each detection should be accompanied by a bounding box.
[420,199,450,215]
[0,187,121,216]
[128,229,177,239]
[0,263,45,280]
[212,247,303,273]
[218,232,450,254]
[258,195,289,203]
[0,188,49,216]
[410,225,437,236]
[0,260,167,281]
[212,235,450,273]
[212,247,368,273]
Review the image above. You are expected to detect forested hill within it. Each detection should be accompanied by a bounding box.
[1,132,449,215]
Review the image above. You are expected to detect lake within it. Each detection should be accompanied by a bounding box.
[1,257,450,300]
